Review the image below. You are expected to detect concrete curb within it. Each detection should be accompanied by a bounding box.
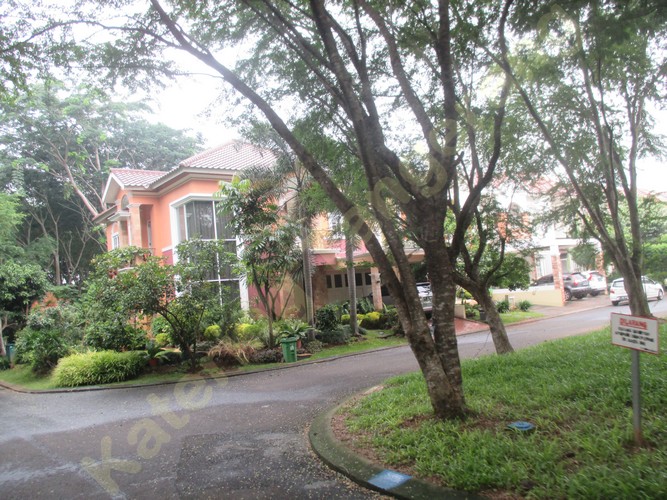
[309,395,481,499]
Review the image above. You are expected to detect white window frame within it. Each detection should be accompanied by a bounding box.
[169,194,248,310]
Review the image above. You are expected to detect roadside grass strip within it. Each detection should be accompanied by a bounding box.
[342,326,667,498]
[498,311,543,325]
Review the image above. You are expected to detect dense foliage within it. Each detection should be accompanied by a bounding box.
[52,350,145,387]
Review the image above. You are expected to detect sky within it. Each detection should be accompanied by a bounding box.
[147,58,667,195]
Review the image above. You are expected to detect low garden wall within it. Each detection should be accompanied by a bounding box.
[491,287,564,307]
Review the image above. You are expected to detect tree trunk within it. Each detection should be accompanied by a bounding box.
[345,234,359,335]
[423,242,466,409]
[53,248,61,286]
[475,290,514,354]
[622,267,653,318]
[300,223,315,326]
[0,314,7,357]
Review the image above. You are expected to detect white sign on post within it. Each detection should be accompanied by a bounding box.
[611,313,659,355]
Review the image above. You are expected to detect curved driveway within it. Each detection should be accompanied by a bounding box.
[1,298,665,499]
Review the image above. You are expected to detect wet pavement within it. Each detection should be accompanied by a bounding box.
[1,291,654,499]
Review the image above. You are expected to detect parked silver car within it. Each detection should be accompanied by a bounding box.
[609,276,664,306]
[580,270,607,297]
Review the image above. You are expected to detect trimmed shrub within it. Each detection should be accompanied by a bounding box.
[359,311,383,329]
[341,314,350,325]
[315,304,340,331]
[248,347,283,364]
[317,325,352,345]
[235,322,265,342]
[495,299,511,314]
[53,350,145,387]
[303,339,324,353]
[203,324,222,341]
[518,300,532,312]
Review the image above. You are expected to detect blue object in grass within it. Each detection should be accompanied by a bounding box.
[507,421,535,432]
[368,470,412,490]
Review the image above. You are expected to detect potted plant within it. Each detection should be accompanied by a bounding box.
[143,340,170,367]
[277,320,309,349]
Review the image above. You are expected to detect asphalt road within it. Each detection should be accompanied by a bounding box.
[1,299,665,499]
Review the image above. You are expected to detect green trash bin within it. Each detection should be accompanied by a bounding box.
[280,336,298,363]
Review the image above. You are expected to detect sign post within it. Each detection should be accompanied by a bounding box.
[611,313,659,445]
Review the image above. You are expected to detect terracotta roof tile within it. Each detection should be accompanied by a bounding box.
[108,141,277,195]
[178,140,277,171]
[110,168,166,188]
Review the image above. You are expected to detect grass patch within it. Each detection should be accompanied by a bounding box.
[342,325,667,498]
[309,330,406,360]
[499,310,543,324]
[0,364,57,390]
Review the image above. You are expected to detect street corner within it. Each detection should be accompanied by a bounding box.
[308,399,480,500]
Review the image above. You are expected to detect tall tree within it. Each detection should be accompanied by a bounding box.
[0,80,201,218]
[0,80,202,283]
[0,1,84,97]
[498,0,666,317]
[85,0,512,420]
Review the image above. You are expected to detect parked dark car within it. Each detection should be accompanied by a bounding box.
[532,272,591,301]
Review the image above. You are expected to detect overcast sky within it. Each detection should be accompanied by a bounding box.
[148,66,667,195]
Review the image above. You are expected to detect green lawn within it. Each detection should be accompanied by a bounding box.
[0,364,57,390]
[341,325,667,498]
[499,310,543,324]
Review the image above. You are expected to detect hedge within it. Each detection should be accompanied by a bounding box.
[53,350,145,387]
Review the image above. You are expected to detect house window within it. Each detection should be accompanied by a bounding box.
[328,273,350,289]
[176,200,240,302]
[111,233,120,249]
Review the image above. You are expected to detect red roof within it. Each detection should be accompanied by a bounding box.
[179,140,277,171]
[104,141,278,204]
[109,168,166,188]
